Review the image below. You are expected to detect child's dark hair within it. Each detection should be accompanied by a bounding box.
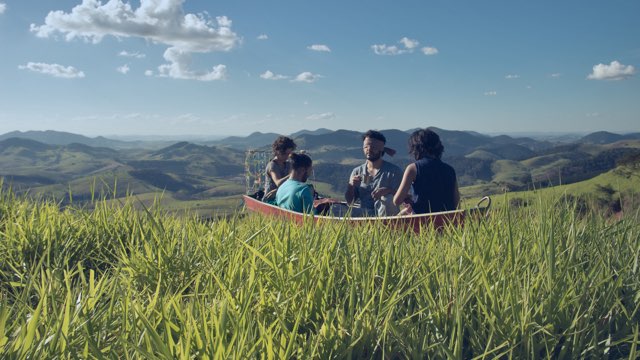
[408,128,444,160]
[362,130,386,143]
[272,136,297,154]
[289,152,312,170]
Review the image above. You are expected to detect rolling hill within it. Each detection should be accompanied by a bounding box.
[472,162,640,216]
[0,130,204,149]
[1,129,639,215]
[0,137,247,211]
[209,131,281,150]
[0,130,144,149]
[578,131,640,144]
[290,128,334,137]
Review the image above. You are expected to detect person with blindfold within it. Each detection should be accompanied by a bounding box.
[345,130,403,216]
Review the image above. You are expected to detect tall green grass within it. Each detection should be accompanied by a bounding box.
[0,187,639,358]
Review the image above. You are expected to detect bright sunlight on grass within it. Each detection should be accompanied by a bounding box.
[1,186,639,358]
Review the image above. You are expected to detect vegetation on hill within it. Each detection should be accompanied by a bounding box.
[0,185,638,358]
[0,137,247,213]
[0,130,174,149]
[579,131,640,145]
[1,129,639,213]
[472,162,640,217]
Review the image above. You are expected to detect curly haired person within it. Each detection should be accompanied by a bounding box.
[393,128,460,214]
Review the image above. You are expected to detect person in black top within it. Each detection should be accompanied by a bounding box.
[263,136,297,202]
[393,128,460,213]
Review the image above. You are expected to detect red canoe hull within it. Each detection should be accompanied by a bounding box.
[242,195,482,233]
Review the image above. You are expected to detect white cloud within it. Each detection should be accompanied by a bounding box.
[119,50,145,59]
[145,70,153,76]
[586,112,600,117]
[260,70,288,80]
[505,74,520,79]
[0,3,6,14]
[171,113,201,125]
[550,73,561,78]
[421,47,439,55]
[30,0,239,81]
[18,62,85,78]
[157,47,226,81]
[292,72,322,83]
[484,91,497,96]
[117,64,130,74]
[306,112,336,121]
[587,60,636,81]
[373,37,436,56]
[221,114,248,124]
[257,34,268,40]
[308,44,331,52]
[399,37,419,49]
[31,1,239,52]
[371,44,407,56]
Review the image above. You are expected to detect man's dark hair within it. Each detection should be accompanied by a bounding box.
[272,136,297,154]
[408,128,444,160]
[289,152,312,170]
[362,130,386,143]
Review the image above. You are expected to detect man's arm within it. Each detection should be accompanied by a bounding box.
[371,186,394,200]
[269,170,290,187]
[371,166,404,200]
[345,170,361,204]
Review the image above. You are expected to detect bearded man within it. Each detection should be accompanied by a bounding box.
[345,130,403,216]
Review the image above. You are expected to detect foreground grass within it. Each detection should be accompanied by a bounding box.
[0,190,639,358]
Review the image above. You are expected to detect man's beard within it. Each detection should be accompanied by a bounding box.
[366,152,383,162]
[301,170,310,182]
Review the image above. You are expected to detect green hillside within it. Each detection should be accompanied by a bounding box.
[463,164,640,213]
[2,132,639,215]
[465,149,501,161]
[491,159,532,189]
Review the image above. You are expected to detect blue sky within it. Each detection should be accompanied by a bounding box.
[0,0,638,137]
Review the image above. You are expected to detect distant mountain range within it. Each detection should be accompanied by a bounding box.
[578,131,640,144]
[0,130,175,150]
[1,128,639,204]
[0,130,126,147]
[3,129,638,150]
[208,127,555,162]
[0,135,245,203]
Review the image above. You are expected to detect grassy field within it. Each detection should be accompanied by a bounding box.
[462,165,640,212]
[1,182,639,358]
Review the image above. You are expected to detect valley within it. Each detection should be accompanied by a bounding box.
[1,129,639,215]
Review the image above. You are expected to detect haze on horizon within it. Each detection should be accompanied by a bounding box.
[0,0,638,137]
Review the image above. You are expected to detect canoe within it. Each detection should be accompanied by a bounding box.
[243,195,491,233]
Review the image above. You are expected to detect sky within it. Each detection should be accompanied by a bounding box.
[0,0,638,137]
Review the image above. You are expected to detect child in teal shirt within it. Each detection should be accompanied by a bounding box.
[275,153,316,214]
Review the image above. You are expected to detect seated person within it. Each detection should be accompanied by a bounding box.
[276,153,316,214]
[263,136,297,202]
[345,130,403,216]
[393,128,460,214]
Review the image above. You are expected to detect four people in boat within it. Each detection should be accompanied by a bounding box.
[274,152,316,214]
[265,128,459,216]
[345,130,403,217]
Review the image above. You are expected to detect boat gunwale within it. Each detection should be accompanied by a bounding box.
[242,194,481,222]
